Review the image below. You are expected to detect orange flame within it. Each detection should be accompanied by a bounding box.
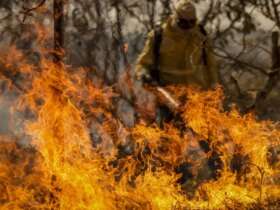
[0,43,279,209]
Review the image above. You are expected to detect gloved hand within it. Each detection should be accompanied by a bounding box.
[135,68,152,83]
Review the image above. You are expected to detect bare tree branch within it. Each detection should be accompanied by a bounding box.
[21,0,47,22]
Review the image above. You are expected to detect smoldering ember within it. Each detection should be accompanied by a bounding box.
[0,1,279,210]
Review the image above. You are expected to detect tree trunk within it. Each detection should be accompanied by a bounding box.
[262,32,280,97]
[53,0,64,63]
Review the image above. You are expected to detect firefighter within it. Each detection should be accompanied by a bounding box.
[135,0,219,89]
[134,1,221,191]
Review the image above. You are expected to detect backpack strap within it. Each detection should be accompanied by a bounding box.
[199,24,208,66]
[152,25,163,83]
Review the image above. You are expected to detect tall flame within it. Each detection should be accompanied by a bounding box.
[0,48,279,209]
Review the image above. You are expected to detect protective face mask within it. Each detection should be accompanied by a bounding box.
[177,18,196,30]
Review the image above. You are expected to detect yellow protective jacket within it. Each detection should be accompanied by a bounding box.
[135,18,219,89]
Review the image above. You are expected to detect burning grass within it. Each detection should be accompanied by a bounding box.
[0,49,279,209]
